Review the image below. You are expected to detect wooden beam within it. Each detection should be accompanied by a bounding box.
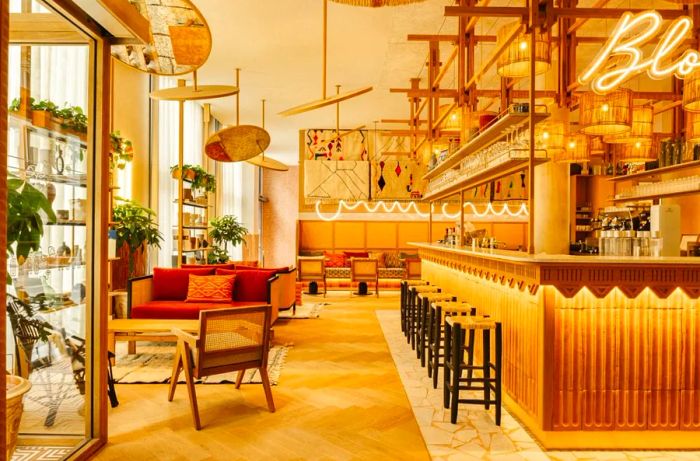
[97,0,152,44]
[445,5,528,18]
[554,7,687,19]
[390,88,459,98]
[466,22,522,90]
[567,0,610,34]
[381,119,426,125]
[653,100,683,115]
[432,47,458,89]
[407,34,458,42]
[10,13,86,43]
[433,102,457,131]
[382,130,429,136]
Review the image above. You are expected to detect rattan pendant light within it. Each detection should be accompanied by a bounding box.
[589,136,607,158]
[554,134,589,163]
[579,88,632,136]
[496,21,551,78]
[614,142,656,162]
[603,106,653,144]
[329,0,425,5]
[683,70,700,112]
[536,121,566,154]
[686,112,700,142]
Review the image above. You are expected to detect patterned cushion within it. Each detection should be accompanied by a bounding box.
[384,252,402,268]
[378,267,406,279]
[326,267,351,278]
[324,251,346,268]
[368,251,386,268]
[186,274,235,303]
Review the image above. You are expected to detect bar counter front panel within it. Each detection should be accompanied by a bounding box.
[410,242,700,449]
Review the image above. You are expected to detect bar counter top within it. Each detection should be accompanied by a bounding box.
[408,242,700,265]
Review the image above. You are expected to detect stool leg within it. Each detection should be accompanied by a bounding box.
[450,323,462,424]
[443,319,452,409]
[400,283,406,333]
[483,328,491,411]
[418,297,427,363]
[431,306,442,389]
[426,305,435,377]
[466,328,475,384]
[495,323,502,426]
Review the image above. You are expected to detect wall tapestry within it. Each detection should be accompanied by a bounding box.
[370,135,427,200]
[304,160,370,202]
[305,129,368,161]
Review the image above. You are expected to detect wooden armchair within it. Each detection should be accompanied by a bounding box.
[350,258,379,297]
[168,305,275,430]
[297,256,326,296]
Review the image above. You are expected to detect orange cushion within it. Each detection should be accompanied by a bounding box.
[324,251,346,268]
[186,274,236,303]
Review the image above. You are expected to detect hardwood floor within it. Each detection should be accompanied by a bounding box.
[94,293,430,461]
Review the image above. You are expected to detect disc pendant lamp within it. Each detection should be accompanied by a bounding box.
[247,100,289,171]
[603,106,653,144]
[496,21,551,78]
[204,69,271,162]
[329,0,425,6]
[279,0,373,116]
[578,88,632,136]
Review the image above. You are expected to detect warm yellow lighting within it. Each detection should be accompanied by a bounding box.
[542,131,550,140]
[686,111,700,142]
[555,134,590,163]
[683,70,700,112]
[439,104,461,131]
[496,22,551,78]
[314,200,529,221]
[603,106,653,144]
[536,121,565,153]
[613,141,656,162]
[579,89,632,136]
[579,10,700,94]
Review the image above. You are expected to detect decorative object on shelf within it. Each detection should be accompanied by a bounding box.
[112,198,164,277]
[56,209,70,222]
[57,242,71,257]
[329,0,425,5]
[496,21,550,78]
[554,134,589,163]
[684,69,700,112]
[109,131,134,170]
[280,0,372,116]
[603,105,653,144]
[109,0,212,75]
[209,215,248,255]
[7,177,57,266]
[45,182,56,204]
[579,88,632,135]
[614,141,656,162]
[54,144,65,174]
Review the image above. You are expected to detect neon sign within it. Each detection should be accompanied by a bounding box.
[578,10,700,94]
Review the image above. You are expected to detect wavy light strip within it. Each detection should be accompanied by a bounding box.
[315,200,528,221]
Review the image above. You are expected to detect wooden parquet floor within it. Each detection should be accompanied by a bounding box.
[94,293,430,461]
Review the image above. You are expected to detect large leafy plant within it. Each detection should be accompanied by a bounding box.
[112,199,163,277]
[209,215,247,253]
[7,177,57,267]
[109,131,134,170]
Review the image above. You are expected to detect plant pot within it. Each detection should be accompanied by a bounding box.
[31,109,51,128]
[184,169,196,182]
[171,167,182,179]
[6,375,32,459]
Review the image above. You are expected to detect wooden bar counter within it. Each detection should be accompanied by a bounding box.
[410,242,700,449]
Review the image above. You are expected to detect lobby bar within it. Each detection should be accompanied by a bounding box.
[411,242,700,449]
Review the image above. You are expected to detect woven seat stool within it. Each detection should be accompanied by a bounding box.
[427,301,476,389]
[400,280,429,335]
[406,285,441,344]
[443,315,502,425]
[415,292,457,363]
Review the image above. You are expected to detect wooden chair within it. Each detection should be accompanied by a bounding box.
[168,305,275,430]
[350,258,379,297]
[297,256,326,296]
[404,257,422,280]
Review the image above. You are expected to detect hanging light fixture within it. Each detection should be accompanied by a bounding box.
[603,106,653,144]
[554,134,589,163]
[439,104,461,131]
[329,0,425,5]
[579,88,632,136]
[496,21,551,78]
[536,121,566,153]
[683,70,700,112]
[686,112,700,142]
[613,141,656,162]
[589,136,607,158]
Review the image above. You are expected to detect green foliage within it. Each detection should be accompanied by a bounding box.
[56,105,88,133]
[112,198,163,277]
[109,131,134,170]
[7,177,57,268]
[207,245,230,264]
[31,98,59,115]
[9,98,21,112]
[170,164,216,193]
[209,215,247,253]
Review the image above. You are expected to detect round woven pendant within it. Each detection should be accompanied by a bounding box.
[204,125,270,162]
[603,106,653,144]
[496,22,551,78]
[579,89,632,136]
[554,134,589,163]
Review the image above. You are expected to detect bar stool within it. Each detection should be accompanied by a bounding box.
[416,292,457,364]
[444,315,502,425]
[400,280,429,335]
[427,301,476,389]
[406,285,441,344]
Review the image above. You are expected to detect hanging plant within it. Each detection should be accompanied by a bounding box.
[109,131,134,170]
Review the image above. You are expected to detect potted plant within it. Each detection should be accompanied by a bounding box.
[209,215,248,257]
[112,198,163,277]
[170,164,196,182]
[109,131,134,171]
[207,245,230,264]
[30,99,58,128]
[56,104,88,134]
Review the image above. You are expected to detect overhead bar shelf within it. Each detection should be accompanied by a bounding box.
[607,160,700,182]
[422,104,550,181]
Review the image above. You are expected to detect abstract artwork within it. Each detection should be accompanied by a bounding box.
[305,129,368,161]
[304,160,370,202]
[370,135,427,200]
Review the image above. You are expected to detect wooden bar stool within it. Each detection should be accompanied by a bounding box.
[400,280,429,335]
[444,315,502,425]
[416,292,457,364]
[427,301,476,389]
[407,285,441,345]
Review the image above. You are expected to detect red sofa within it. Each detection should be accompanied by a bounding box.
[127,265,297,324]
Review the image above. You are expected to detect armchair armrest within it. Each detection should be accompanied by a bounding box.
[172,328,199,348]
[266,275,283,324]
[127,275,154,318]
[268,269,297,323]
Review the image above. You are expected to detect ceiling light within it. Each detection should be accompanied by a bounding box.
[579,89,632,136]
[603,106,653,144]
[496,22,551,78]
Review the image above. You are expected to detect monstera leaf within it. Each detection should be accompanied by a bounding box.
[7,177,57,266]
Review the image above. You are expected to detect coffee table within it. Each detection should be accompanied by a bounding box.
[108,318,199,364]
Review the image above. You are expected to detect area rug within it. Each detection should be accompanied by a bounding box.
[278,302,326,319]
[12,446,75,461]
[112,342,288,385]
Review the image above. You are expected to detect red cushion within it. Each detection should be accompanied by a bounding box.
[130,300,265,320]
[236,264,289,274]
[181,263,236,270]
[217,268,276,302]
[324,251,346,268]
[344,251,369,259]
[186,274,236,303]
[152,267,215,301]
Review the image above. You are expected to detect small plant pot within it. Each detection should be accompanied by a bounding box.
[171,167,182,179]
[6,375,32,460]
[31,110,52,128]
[184,169,196,182]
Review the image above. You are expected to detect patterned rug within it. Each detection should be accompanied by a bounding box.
[12,446,75,461]
[278,302,326,319]
[112,342,288,385]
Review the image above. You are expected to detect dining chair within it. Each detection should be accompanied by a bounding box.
[350,257,379,297]
[168,305,275,430]
[297,256,327,296]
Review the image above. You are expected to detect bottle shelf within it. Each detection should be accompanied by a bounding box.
[177,200,211,209]
[611,188,700,204]
[607,159,700,183]
[9,112,87,144]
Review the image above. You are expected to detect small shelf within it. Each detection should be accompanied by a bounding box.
[423,107,550,181]
[16,262,86,272]
[178,248,213,253]
[607,160,700,183]
[180,225,209,230]
[47,221,86,226]
[9,112,87,144]
[611,188,700,204]
[177,200,210,209]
